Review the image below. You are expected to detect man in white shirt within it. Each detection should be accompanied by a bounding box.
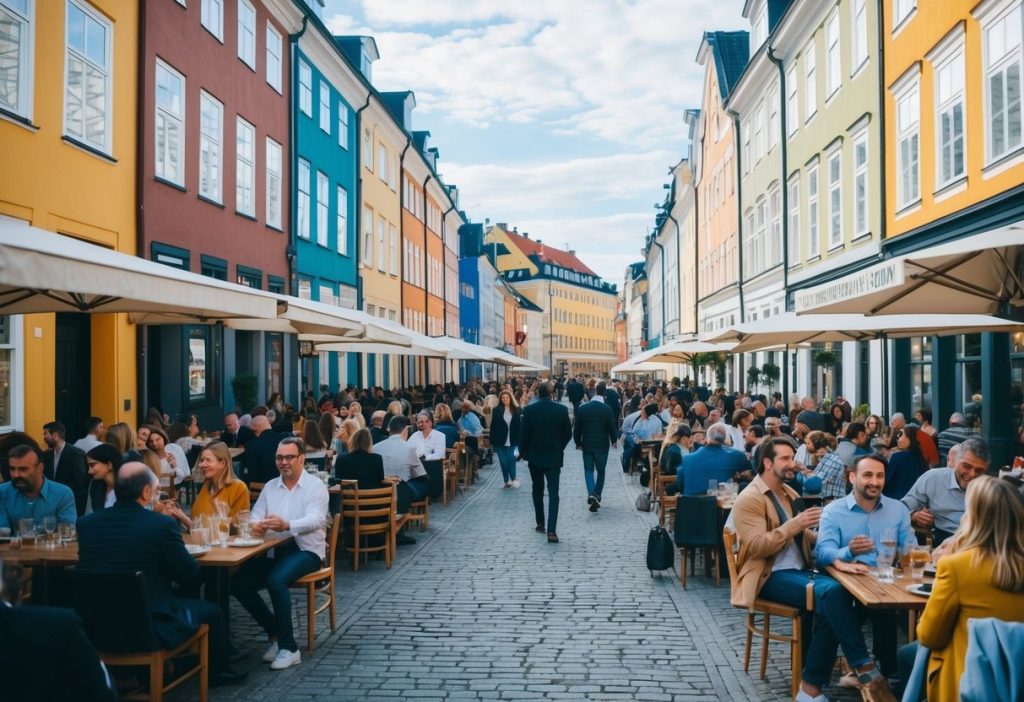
[407,412,447,461]
[232,437,328,671]
[73,417,104,453]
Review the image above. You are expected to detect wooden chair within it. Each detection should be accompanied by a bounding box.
[338,481,396,571]
[443,447,461,506]
[406,496,429,532]
[723,528,808,698]
[673,495,720,589]
[657,474,677,528]
[71,570,209,702]
[247,481,265,504]
[289,513,341,654]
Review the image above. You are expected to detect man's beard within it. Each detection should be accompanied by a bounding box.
[11,478,31,492]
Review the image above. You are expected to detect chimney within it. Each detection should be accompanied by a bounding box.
[512,226,518,233]
[568,250,576,256]
[522,232,529,239]
[536,239,543,244]
[496,222,508,230]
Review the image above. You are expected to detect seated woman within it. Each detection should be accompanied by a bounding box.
[134,425,151,453]
[146,426,191,488]
[163,441,249,530]
[334,428,385,489]
[883,425,928,500]
[432,403,459,449]
[105,422,141,462]
[302,420,328,462]
[659,423,692,480]
[85,443,124,513]
[802,431,847,501]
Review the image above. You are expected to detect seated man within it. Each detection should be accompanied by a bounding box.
[373,416,430,544]
[674,423,749,496]
[0,444,76,531]
[901,436,989,545]
[242,416,287,484]
[232,437,328,671]
[368,410,389,445]
[457,401,484,456]
[77,462,242,686]
[731,438,895,702]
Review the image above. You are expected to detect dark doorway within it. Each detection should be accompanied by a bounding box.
[55,313,91,443]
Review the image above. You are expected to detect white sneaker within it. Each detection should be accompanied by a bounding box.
[794,689,829,702]
[261,641,279,663]
[511,479,520,488]
[838,671,862,688]
[269,647,301,670]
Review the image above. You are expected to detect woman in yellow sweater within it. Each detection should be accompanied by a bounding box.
[916,475,1024,700]
[163,441,249,530]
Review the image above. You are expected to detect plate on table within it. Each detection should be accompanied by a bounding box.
[906,583,932,597]
[185,544,211,556]
[229,538,262,548]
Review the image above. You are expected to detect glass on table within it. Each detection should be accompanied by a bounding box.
[909,544,932,582]
[192,527,210,549]
[237,510,252,540]
[875,530,897,584]
[217,517,231,547]
[57,522,73,547]
[42,516,57,549]
[17,518,35,545]
[707,479,719,496]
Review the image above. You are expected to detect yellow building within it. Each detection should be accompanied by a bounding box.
[0,0,138,440]
[486,224,617,376]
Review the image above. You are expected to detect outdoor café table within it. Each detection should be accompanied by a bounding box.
[825,565,931,640]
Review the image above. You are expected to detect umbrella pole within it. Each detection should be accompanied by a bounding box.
[783,344,790,403]
[881,332,890,419]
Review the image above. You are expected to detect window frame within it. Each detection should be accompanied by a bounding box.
[804,39,818,123]
[298,59,312,117]
[389,224,398,276]
[198,90,223,203]
[807,163,820,258]
[265,137,281,229]
[318,80,330,134]
[851,0,868,74]
[200,0,223,42]
[0,0,34,120]
[852,128,869,237]
[338,103,348,149]
[933,36,967,187]
[826,148,842,249]
[154,58,185,186]
[768,81,779,150]
[786,64,799,136]
[265,22,281,93]
[235,115,255,217]
[787,173,800,266]
[336,185,348,255]
[894,75,921,211]
[316,170,328,247]
[980,0,1023,164]
[362,206,373,266]
[376,215,386,273]
[64,0,113,154]
[297,158,310,239]
[237,0,256,70]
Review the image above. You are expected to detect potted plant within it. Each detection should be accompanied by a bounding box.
[230,373,258,412]
[747,365,762,392]
[761,362,780,394]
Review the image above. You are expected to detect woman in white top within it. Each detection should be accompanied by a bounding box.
[146,425,191,486]
[726,409,753,452]
[407,411,447,461]
[488,390,521,488]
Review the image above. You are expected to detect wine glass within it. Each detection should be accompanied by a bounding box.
[217,518,230,547]
[43,517,57,550]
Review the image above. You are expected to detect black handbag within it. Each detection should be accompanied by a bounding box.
[646,526,674,573]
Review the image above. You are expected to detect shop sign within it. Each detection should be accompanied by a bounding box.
[794,261,904,312]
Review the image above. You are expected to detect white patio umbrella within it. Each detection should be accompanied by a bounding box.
[610,360,673,375]
[225,296,411,344]
[627,339,736,364]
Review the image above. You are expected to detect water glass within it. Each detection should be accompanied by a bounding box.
[909,545,931,582]
[43,517,57,549]
[876,541,897,584]
[217,518,230,547]
[58,523,72,547]
[18,518,35,545]
[707,479,719,496]
[193,527,209,548]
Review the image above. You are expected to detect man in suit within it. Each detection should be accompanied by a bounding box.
[220,412,255,448]
[242,416,287,484]
[76,462,244,686]
[369,411,389,444]
[42,421,89,516]
[565,377,585,417]
[519,382,572,543]
[573,382,617,512]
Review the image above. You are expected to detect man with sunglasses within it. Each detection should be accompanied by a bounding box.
[232,437,329,671]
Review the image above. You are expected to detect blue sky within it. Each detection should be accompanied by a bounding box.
[323,1,745,285]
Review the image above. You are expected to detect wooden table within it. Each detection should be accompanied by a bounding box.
[825,565,930,639]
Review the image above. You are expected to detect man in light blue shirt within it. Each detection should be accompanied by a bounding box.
[0,444,77,531]
[631,403,664,441]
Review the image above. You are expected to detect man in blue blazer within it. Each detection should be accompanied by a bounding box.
[573,382,618,512]
[519,382,573,543]
[674,423,750,495]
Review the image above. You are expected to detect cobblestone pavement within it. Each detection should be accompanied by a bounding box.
[180,406,866,702]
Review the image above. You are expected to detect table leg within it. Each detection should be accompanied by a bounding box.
[908,610,917,642]
[203,566,234,639]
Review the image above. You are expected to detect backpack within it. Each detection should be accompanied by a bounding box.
[646,526,675,573]
[635,490,653,512]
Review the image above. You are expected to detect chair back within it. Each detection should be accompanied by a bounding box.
[673,495,719,547]
[326,512,341,565]
[722,527,741,591]
[186,444,203,469]
[421,459,444,499]
[338,480,395,527]
[656,473,675,500]
[958,618,1024,702]
[70,570,160,653]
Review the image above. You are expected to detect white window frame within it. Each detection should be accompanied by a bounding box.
[338,104,348,149]
[933,36,966,187]
[786,64,799,136]
[389,224,398,276]
[237,0,255,70]
[894,75,921,210]
[807,163,820,258]
[980,1,1023,164]
[826,149,842,249]
[362,206,373,266]
[742,119,750,172]
[201,0,223,42]
[754,104,765,162]
[265,22,281,93]
[768,81,779,150]
[376,216,386,272]
[235,116,255,217]
[0,314,23,432]
[377,143,388,183]
[316,170,328,247]
[852,129,869,237]
[198,90,223,202]
[894,0,916,31]
[265,137,281,229]
[787,174,800,266]
[318,82,331,135]
[851,0,868,74]
[362,128,372,170]
[64,0,113,153]
[805,40,817,122]
[154,59,184,185]
[768,184,781,267]
[826,11,841,98]
[0,0,34,119]
[336,185,348,255]
[297,158,310,239]
[298,59,311,117]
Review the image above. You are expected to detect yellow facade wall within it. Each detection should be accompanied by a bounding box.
[0,0,138,439]
[885,2,1024,236]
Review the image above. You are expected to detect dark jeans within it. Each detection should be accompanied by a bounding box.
[529,463,560,533]
[898,641,926,701]
[758,569,871,687]
[495,446,517,483]
[231,544,322,652]
[179,598,231,676]
[396,475,430,514]
[582,449,608,498]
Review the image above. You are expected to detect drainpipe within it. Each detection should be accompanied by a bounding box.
[727,108,746,388]
[288,15,310,298]
[396,135,412,388]
[875,0,891,417]
[665,209,681,341]
[421,173,433,384]
[768,44,790,402]
[651,238,666,347]
[136,0,148,423]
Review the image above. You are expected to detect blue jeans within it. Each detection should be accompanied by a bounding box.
[758,569,871,687]
[582,449,608,498]
[495,446,517,482]
[529,464,560,533]
[232,544,322,652]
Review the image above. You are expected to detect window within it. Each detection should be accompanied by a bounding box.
[786,65,799,135]
[755,198,766,275]
[336,186,348,254]
[827,150,842,248]
[338,104,348,149]
[0,0,33,118]
[237,0,255,69]
[201,0,223,41]
[265,22,281,93]
[376,216,386,272]
[298,60,311,117]
[318,81,330,133]
[787,174,800,264]
[362,128,372,169]
[805,40,817,122]
[895,81,920,209]
[235,116,255,216]
[894,0,915,28]
[935,43,966,185]
[768,82,779,150]
[853,130,869,236]
[377,143,388,183]
[64,0,112,152]
[315,171,328,246]
[824,12,841,99]
[154,60,184,185]
[807,164,819,257]
[198,91,222,201]
[752,7,768,50]
[389,224,398,276]
[742,120,750,171]
[852,0,868,72]
[265,137,281,229]
[297,158,310,239]
[362,207,373,266]
[754,105,765,162]
[769,185,781,267]
[983,3,1022,162]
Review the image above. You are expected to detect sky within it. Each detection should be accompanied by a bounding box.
[323,1,746,286]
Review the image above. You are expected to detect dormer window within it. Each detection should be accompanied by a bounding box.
[751,6,768,51]
[361,50,373,81]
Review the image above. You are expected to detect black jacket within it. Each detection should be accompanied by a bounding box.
[77,502,202,649]
[369,426,389,445]
[573,399,617,452]
[44,443,89,516]
[604,388,622,420]
[220,424,256,448]
[243,430,288,484]
[334,449,385,489]
[565,380,585,404]
[519,398,572,469]
[489,408,521,449]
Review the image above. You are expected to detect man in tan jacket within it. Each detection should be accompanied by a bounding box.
[731,438,895,702]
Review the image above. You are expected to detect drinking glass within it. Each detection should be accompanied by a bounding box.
[43,517,57,549]
[193,527,209,549]
[213,500,229,519]
[17,518,35,545]
[909,545,931,582]
[237,510,251,540]
[876,536,897,584]
[707,479,719,496]
[217,518,230,547]
[58,523,72,547]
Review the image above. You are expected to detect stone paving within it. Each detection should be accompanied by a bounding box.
[178,406,867,702]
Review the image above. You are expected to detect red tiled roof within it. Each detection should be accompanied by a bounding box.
[505,231,597,277]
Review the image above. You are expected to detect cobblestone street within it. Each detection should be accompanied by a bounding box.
[189,406,860,702]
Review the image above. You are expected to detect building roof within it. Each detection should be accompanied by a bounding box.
[702,31,750,100]
[628,261,646,281]
[505,230,598,277]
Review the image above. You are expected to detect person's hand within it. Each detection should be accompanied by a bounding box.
[833,560,870,574]
[261,515,289,531]
[848,535,875,555]
[166,453,176,468]
[795,506,821,529]
[911,509,934,529]
[252,521,268,536]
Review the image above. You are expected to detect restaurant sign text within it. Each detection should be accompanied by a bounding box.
[794,261,905,312]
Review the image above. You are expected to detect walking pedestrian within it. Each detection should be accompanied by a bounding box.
[490,390,522,488]
[519,382,572,543]
[573,381,617,512]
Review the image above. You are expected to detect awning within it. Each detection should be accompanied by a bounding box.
[627,339,736,364]
[226,297,410,344]
[610,360,674,375]
[0,219,278,321]
[793,227,1024,316]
